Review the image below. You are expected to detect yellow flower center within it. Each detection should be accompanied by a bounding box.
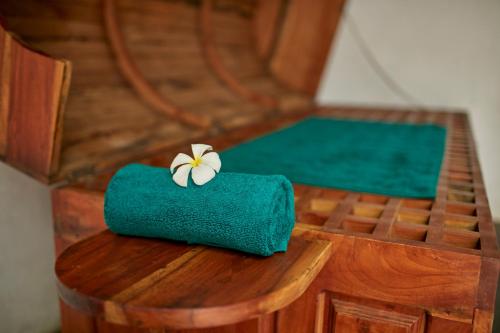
[191,156,202,167]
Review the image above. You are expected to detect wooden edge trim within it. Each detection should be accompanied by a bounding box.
[56,234,332,329]
[0,26,11,156]
[49,59,72,177]
[102,0,211,129]
[200,0,279,109]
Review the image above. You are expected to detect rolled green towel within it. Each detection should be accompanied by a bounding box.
[104,164,295,256]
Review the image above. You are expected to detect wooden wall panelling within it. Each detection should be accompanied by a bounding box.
[270,0,346,95]
[0,23,70,182]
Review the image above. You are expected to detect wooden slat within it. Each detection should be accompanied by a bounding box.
[271,0,346,95]
[0,25,11,155]
[200,0,278,109]
[0,23,70,182]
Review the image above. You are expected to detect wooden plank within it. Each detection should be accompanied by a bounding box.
[0,23,70,181]
[56,230,332,329]
[271,0,346,95]
[253,0,283,60]
[0,24,11,155]
[51,186,106,256]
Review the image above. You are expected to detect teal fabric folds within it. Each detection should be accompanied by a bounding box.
[104,164,295,256]
[221,117,446,198]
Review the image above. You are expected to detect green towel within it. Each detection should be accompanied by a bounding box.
[104,164,295,256]
[221,117,446,198]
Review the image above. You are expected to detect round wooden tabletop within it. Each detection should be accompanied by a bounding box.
[55,230,331,329]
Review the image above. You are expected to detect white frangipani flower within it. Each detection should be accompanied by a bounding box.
[170,144,221,187]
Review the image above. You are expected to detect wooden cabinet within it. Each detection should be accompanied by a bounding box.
[0,0,498,332]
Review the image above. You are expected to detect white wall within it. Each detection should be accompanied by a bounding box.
[317,0,500,219]
[0,163,59,333]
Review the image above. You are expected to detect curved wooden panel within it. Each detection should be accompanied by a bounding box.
[102,0,211,129]
[271,0,346,95]
[0,22,70,182]
[56,230,331,329]
[200,0,278,109]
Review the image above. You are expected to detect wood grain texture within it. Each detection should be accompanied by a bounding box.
[0,23,70,181]
[56,230,332,329]
[102,0,211,129]
[426,316,472,333]
[200,0,278,109]
[51,106,499,332]
[270,0,346,95]
[297,227,481,319]
[51,186,105,256]
[0,0,313,183]
[60,299,263,333]
[253,0,283,60]
[0,24,11,155]
[325,293,425,333]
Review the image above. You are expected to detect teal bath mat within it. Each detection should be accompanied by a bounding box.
[221,117,446,198]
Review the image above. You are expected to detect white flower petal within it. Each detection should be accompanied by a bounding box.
[192,144,212,158]
[201,152,221,173]
[191,164,216,186]
[172,164,192,187]
[170,153,194,173]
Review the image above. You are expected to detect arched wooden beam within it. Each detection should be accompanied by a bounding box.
[200,0,279,109]
[102,0,211,129]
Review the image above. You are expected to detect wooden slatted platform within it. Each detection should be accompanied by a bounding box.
[52,106,499,332]
[59,106,497,257]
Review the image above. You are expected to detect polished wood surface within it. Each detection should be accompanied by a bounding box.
[52,107,499,332]
[325,293,425,333]
[56,230,332,329]
[253,0,283,60]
